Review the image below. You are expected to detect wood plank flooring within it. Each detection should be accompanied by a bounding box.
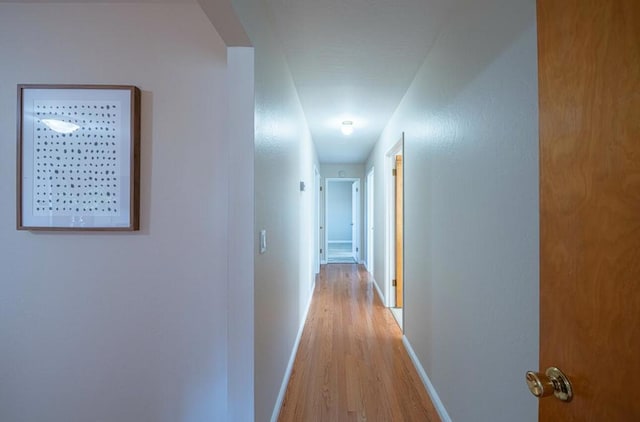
[278,264,441,422]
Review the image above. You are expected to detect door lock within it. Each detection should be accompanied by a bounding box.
[525,367,572,402]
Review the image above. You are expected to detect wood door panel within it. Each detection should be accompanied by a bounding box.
[395,155,404,308]
[538,0,640,420]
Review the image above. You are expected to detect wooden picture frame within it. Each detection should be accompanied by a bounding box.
[17,84,141,231]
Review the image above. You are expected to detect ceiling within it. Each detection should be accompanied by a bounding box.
[263,0,453,163]
[6,0,454,163]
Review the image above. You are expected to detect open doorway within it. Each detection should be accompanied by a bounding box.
[385,135,403,330]
[325,178,360,264]
[314,167,321,275]
[365,167,374,273]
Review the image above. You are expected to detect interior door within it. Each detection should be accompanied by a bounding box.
[314,168,321,274]
[537,0,640,420]
[366,169,374,271]
[395,155,403,308]
[351,181,358,261]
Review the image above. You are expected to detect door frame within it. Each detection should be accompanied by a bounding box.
[325,178,361,262]
[366,167,375,273]
[314,166,321,275]
[350,180,361,262]
[385,136,403,310]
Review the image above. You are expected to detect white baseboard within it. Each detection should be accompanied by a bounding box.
[372,277,385,304]
[361,265,383,303]
[327,240,352,244]
[270,280,316,422]
[402,336,452,422]
[320,259,327,265]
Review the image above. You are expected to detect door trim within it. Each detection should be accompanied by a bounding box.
[325,177,361,263]
[385,136,403,310]
[366,167,375,273]
[314,166,320,274]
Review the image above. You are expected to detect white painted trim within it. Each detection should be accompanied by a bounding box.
[314,166,321,275]
[325,178,361,263]
[365,167,375,274]
[402,336,452,422]
[328,240,353,244]
[270,279,317,422]
[321,259,327,265]
[385,138,403,308]
[351,180,361,262]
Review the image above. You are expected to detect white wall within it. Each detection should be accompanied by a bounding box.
[231,1,319,421]
[366,1,539,421]
[225,46,255,422]
[0,3,237,422]
[326,181,353,241]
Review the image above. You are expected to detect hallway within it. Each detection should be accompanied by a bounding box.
[278,264,440,422]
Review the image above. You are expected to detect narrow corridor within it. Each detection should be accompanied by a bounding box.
[278,264,440,422]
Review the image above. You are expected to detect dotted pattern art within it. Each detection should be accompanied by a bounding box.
[32,101,122,217]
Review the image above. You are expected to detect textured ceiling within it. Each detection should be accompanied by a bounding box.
[264,0,453,163]
[4,0,453,163]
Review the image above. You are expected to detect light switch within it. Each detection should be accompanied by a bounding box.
[260,229,267,254]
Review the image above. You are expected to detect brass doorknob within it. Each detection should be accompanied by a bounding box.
[525,367,573,402]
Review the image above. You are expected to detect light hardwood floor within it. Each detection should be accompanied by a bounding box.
[278,264,441,422]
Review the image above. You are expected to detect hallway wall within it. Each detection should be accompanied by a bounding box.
[0,4,235,421]
[231,1,320,421]
[366,1,539,421]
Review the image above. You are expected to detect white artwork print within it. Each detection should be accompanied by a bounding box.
[19,86,136,230]
[32,100,122,217]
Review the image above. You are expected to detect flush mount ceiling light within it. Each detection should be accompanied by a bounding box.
[341,120,354,136]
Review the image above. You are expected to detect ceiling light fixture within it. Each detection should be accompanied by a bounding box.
[341,120,354,136]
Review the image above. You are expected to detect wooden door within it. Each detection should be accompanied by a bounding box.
[538,0,640,420]
[395,155,404,308]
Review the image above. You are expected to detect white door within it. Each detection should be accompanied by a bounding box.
[351,181,359,262]
[314,168,320,274]
[366,169,374,272]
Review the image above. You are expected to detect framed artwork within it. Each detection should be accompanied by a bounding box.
[17,84,141,231]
